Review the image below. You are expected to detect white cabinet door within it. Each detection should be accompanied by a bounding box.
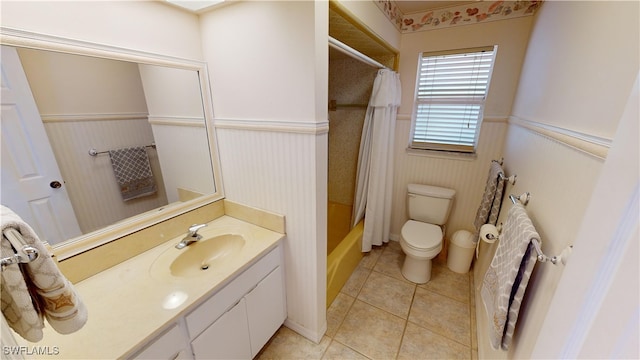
[133,323,189,360]
[191,298,252,360]
[245,267,287,357]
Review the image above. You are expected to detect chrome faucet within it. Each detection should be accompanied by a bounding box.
[175,223,207,249]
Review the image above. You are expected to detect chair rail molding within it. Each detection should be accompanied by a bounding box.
[508,116,611,160]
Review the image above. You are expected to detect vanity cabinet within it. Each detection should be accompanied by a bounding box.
[188,244,286,359]
[191,298,252,359]
[134,321,192,360]
[245,266,287,356]
[132,242,286,359]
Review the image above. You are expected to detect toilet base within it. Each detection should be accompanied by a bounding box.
[401,256,433,284]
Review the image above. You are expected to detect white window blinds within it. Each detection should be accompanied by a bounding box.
[410,46,497,153]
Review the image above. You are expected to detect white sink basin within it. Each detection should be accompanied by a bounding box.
[151,234,246,278]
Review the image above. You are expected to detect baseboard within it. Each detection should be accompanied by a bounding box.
[283,318,327,344]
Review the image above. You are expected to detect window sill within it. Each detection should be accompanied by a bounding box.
[405,147,477,161]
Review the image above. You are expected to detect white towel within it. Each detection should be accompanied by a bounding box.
[0,206,87,342]
[473,160,506,234]
[481,203,539,350]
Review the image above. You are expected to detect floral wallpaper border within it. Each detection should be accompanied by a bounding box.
[375,1,543,33]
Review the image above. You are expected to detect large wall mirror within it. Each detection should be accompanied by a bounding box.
[1,28,224,260]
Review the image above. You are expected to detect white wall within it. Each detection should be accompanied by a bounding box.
[1,1,203,61]
[18,48,148,115]
[200,1,329,342]
[511,1,638,139]
[475,1,639,359]
[201,1,321,123]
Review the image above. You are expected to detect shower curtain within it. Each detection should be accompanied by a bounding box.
[352,69,401,252]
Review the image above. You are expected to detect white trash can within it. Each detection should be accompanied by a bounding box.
[447,230,476,274]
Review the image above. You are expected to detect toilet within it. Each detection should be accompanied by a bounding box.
[400,184,456,284]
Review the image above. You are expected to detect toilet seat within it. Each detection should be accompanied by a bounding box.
[401,220,442,251]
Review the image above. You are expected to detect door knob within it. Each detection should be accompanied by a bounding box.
[50,181,62,189]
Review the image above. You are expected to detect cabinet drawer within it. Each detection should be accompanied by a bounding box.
[185,244,282,339]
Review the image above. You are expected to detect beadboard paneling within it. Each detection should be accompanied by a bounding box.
[391,116,508,241]
[216,126,327,342]
[44,117,168,234]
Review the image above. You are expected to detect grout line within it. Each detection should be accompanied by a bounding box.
[330,241,476,358]
[395,282,419,359]
[330,338,373,360]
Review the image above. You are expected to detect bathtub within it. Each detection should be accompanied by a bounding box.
[326,202,364,307]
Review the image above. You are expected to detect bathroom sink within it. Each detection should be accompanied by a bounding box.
[152,234,246,278]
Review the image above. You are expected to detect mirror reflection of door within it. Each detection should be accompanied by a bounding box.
[1,45,82,244]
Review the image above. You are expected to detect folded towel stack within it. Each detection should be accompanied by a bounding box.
[481,203,539,350]
[0,205,87,342]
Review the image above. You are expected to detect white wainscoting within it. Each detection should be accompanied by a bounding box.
[215,123,328,342]
[43,113,168,234]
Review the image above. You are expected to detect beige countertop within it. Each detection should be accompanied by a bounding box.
[14,215,284,359]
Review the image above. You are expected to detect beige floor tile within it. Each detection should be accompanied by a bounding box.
[419,261,470,304]
[334,300,406,360]
[341,265,371,297]
[408,287,471,346]
[372,247,409,283]
[360,245,384,269]
[326,292,355,338]
[358,271,416,319]
[397,322,471,360]
[322,341,370,360]
[256,326,331,360]
[385,240,403,254]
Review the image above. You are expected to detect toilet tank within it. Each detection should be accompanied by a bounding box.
[407,184,456,225]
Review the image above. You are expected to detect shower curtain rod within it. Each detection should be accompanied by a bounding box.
[328,36,389,70]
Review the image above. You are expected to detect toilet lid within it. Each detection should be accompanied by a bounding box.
[401,220,443,250]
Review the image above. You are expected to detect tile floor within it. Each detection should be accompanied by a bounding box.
[257,241,478,360]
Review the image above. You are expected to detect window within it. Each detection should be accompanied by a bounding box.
[410,46,497,153]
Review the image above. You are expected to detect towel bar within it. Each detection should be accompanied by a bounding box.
[509,192,530,205]
[499,173,517,185]
[491,159,517,184]
[506,191,573,265]
[88,143,156,156]
[532,240,573,265]
[1,228,39,270]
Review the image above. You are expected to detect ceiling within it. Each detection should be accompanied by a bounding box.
[394,1,479,14]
